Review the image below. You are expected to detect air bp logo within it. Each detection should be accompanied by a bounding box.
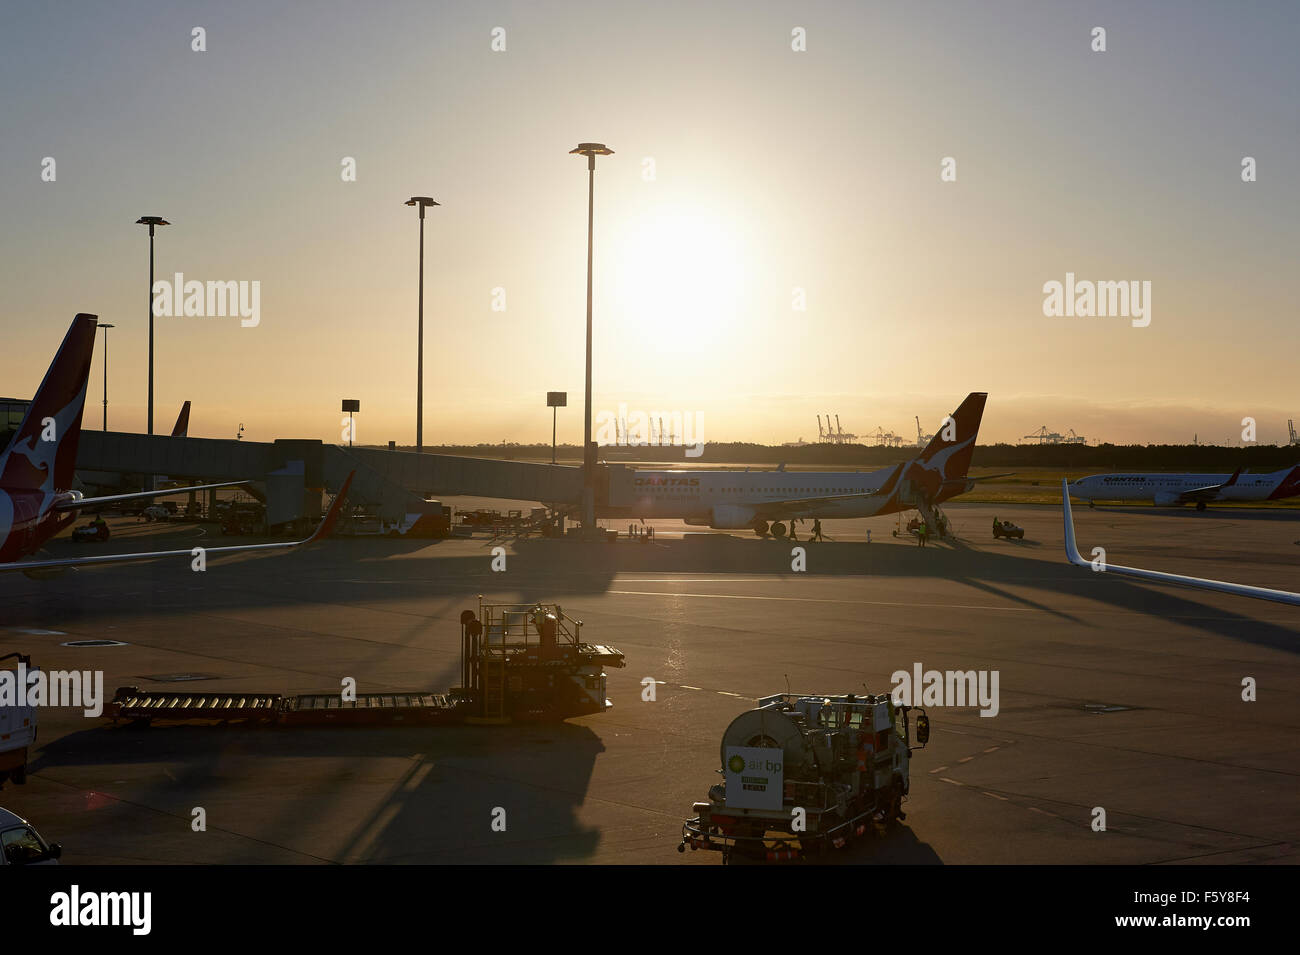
[728,754,746,774]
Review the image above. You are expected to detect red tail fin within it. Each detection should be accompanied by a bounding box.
[0,314,98,493]
[1267,465,1300,501]
[918,392,987,480]
[171,400,191,437]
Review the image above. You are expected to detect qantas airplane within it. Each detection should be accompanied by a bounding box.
[602,392,990,536]
[0,313,352,577]
[1069,466,1300,510]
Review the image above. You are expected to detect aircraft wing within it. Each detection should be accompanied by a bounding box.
[956,472,1015,484]
[743,464,905,515]
[1172,467,1241,504]
[54,481,250,511]
[4,474,353,575]
[1061,478,1300,606]
[748,490,877,515]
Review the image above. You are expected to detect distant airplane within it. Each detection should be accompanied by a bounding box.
[1061,479,1300,606]
[0,314,351,577]
[1069,466,1300,510]
[603,393,993,536]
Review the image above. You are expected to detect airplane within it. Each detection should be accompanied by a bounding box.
[1068,465,1300,511]
[600,392,991,536]
[1061,479,1300,606]
[0,313,353,577]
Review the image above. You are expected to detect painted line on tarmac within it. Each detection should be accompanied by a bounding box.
[608,590,1039,613]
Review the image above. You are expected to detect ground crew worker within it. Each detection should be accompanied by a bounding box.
[918,519,928,547]
[788,519,798,541]
[993,515,999,535]
[811,518,824,541]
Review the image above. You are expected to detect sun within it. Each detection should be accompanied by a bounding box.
[606,205,748,356]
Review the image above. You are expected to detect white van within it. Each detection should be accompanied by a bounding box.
[0,808,62,865]
[0,654,37,787]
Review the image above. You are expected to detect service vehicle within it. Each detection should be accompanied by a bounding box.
[0,807,62,865]
[0,653,36,788]
[140,504,170,522]
[106,600,625,726]
[680,691,929,863]
[993,519,1024,540]
[71,519,110,542]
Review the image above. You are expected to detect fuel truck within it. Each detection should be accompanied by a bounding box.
[679,691,929,863]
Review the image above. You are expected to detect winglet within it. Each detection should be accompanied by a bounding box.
[1061,479,1088,566]
[1060,479,1300,605]
[306,471,354,544]
[1223,466,1242,488]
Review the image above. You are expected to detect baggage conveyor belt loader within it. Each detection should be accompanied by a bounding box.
[105,599,625,727]
[679,691,930,863]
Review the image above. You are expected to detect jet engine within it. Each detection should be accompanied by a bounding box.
[709,505,757,529]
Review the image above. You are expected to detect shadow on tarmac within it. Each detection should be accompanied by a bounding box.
[6,532,1299,656]
[723,823,943,865]
[32,720,608,864]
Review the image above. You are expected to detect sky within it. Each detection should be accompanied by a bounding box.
[1,0,1297,448]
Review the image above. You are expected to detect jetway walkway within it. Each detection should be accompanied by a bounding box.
[74,431,584,525]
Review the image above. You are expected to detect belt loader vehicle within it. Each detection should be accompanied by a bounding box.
[679,691,929,863]
[105,600,624,726]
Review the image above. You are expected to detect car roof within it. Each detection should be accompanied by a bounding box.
[0,807,29,828]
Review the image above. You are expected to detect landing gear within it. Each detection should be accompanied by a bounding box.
[770,522,787,539]
[752,519,769,538]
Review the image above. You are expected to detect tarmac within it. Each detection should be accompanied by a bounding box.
[1,501,1297,864]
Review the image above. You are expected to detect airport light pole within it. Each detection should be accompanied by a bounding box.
[569,143,613,534]
[404,197,440,453]
[135,216,170,436]
[547,392,567,465]
[96,323,114,431]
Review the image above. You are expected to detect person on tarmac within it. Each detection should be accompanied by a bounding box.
[811,518,824,541]
[788,519,799,542]
[918,519,928,547]
[993,515,1000,535]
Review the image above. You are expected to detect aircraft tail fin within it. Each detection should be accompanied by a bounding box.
[0,314,98,493]
[171,400,191,438]
[1267,464,1300,501]
[918,392,987,481]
